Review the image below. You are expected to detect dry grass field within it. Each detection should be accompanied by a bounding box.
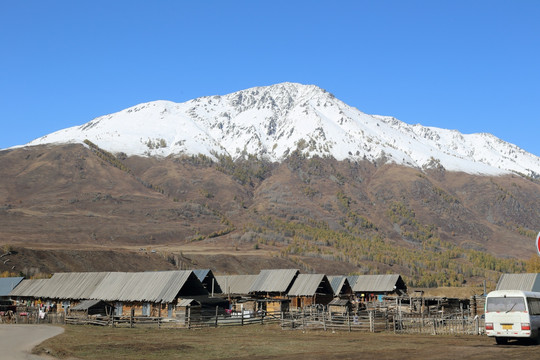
[34,324,539,360]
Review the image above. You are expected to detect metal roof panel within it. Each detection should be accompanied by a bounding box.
[288,274,327,296]
[496,273,540,292]
[250,269,299,293]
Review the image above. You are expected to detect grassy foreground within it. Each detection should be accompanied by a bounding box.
[35,324,539,360]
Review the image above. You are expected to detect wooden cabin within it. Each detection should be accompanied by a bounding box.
[215,274,258,313]
[249,269,299,313]
[9,270,210,318]
[287,274,334,310]
[351,274,407,302]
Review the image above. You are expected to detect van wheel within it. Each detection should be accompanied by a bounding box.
[533,330,540,345]
[495,337,508,345]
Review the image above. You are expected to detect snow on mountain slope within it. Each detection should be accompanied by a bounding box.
[21,82,540,177]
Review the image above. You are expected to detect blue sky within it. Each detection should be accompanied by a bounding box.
[1,1,539,156]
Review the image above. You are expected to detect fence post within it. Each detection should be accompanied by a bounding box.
[187,306,191,330]
[261,310,264,325]
[158,305,161,329]
[323,310,327,331]
[215,306,219,328]
[347,310,351,332]
[130,308,134,328]
[369,311,374,332]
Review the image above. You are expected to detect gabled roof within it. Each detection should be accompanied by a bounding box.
[250,269,299,293]
[215,275,258,295]
[9,279,49,297]
[346,275,359,288]
[177,298,201,307]
[352,274,406,293]
[192,269,211,282]
[9,273,108,299]
[288,274,332,297]
[47,272,110,299]
[89,271,206,302]
[496,273,540,292]
[327,276,351,296]
[10,271,208,303]
[0,277,24,297]
[192,269,222,293]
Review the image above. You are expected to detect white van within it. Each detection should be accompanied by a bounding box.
[485,290,540,344]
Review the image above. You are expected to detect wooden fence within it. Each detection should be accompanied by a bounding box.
[393,313,485,335]
[3,306,485,336]
[0,310,65,325]
[280,309,387,332]
[65,309,282,329]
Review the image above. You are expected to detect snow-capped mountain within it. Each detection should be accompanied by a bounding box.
[22,82,540,177]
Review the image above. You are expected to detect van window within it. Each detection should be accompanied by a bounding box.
[487,297,526,312]
[527,297,540,315]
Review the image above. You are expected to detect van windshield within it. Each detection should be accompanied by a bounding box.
[487,297,526,312]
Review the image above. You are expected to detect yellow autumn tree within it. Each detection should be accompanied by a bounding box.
[525,255,540,273]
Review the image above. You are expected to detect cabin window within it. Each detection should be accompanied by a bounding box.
[486,297,526,312]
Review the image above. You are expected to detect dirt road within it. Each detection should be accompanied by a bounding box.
[0,324,64,360]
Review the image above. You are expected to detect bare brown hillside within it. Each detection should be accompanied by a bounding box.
[1,144,539,287]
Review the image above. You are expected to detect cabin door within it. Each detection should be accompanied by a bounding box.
[115,302,123,316]
[168,303,173,318]
[142,303,151,316]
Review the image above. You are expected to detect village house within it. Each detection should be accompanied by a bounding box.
[215,274,258,314]
[351,274,407,302]
[9,270,213,318]
[287,274,334,310]
[249,269,299,313]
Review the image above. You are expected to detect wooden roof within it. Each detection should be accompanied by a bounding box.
[352,274,406,293]
[250,269,299,293]
[215,275,258,295]
[10,271,208,303]
[288,274,333,297]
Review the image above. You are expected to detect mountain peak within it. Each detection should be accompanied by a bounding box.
[18,83,540,178]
